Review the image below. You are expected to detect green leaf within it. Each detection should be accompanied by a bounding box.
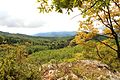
[73,0,77,5]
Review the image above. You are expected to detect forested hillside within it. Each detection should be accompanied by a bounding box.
[0,31,73,51]
[0,31,120,79]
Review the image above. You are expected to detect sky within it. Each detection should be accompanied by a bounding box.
[0,0,81,35]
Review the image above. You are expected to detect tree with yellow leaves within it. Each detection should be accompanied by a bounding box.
[37,0,120,59]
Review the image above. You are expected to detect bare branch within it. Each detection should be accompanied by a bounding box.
[71,13,81,19]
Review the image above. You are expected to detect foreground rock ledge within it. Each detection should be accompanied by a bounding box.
[39,60,120,80]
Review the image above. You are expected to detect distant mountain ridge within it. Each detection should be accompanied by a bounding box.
[34,31,76,37]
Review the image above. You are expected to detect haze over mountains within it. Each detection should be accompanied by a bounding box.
[0,31,76,37]
[34,31,76,37]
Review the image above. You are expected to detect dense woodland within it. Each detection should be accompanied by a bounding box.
[0,31,119,79]
[0,31,75,79]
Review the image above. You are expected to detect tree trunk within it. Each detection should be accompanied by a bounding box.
[114,33,120,59]
[107,5,120,59]
[117,51,120,59]
[113,34,120,59]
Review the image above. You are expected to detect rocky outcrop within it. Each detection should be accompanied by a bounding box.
[39,60,120,80]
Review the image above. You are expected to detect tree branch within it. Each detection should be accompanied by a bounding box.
[82,0,99,14]
[99,33,115,39]
[102,8,111,27]
[71,0,98,19]
[106,5,117,36]
[107,6,113,28]
[95,45,103,59]
[113,18,120,28]
[112,0,120,9]
[107,3,120,59]
[71,13,81,19]
[97,13,110,28]
[95,38,117,51]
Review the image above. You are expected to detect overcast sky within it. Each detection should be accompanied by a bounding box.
[0,0,82,35]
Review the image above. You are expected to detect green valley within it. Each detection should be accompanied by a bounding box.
[0,31,120,79]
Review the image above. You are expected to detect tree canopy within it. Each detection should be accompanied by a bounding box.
[37,0,120,59]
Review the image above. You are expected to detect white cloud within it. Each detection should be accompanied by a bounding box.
[0,0,81,35]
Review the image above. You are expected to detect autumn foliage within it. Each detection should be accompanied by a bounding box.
[38,0,120,59]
